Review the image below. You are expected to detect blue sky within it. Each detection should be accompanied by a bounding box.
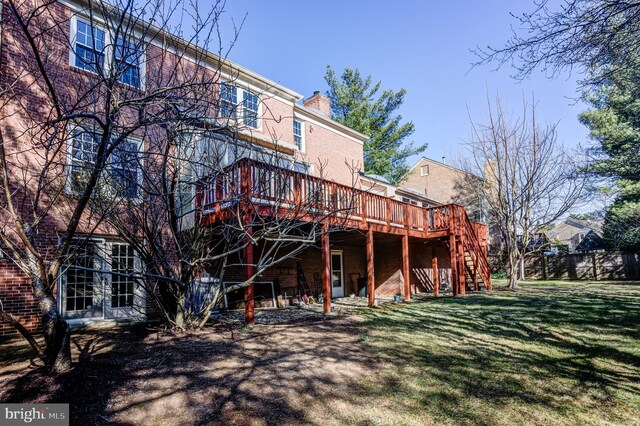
[213,0,589,168]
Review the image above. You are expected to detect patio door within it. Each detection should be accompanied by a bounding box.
[331,251,344,298]
[61,241,104,319]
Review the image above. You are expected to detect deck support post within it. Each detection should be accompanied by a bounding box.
[402,234,410,301]
[458,238,466,296]
[449,233,458,296]
[321,224,331,314]
[432,254,439,297]
[244,225,255,326]
[367,227,376,307]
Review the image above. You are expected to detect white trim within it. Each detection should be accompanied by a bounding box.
[57,0,303,102]
[330,250,344,298]
[293,117,305,153]
[58,238,145,321]
[69,13,147,90]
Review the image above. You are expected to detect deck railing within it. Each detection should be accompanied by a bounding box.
[199,159,468,234]
[199,158,491,289]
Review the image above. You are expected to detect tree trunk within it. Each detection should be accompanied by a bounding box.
[174,290,186,329]
[507,251,519,290]
[35,278,71,373]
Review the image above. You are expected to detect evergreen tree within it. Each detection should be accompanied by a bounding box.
[580,66,640,251]
[324,66,426,184]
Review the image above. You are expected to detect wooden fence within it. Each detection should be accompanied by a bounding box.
[489,252,640,281]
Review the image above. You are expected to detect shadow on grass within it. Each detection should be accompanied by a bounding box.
[1,283,638,425]
[355,282,640,423]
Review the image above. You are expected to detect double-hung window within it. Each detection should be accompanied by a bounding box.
[110,140,141,199]
[67,129,141,199]
[220,83,238,119]
[74,19,106,72]
[243,91,259,128]
[71,17,144,88]
[293,119,303,150]
[114,36,142,88]
[218,84,260,129]
[69,130,99,194]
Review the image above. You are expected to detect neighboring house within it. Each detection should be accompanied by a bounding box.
[547,218,607,253]
[403,157,486,222]
[0,0,491,335]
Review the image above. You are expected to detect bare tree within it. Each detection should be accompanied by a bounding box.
[472,0,640,88]
[94,116,359,329]
[0,0,237,371]
[466,95,587,289]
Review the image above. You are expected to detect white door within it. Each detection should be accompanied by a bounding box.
[61,241,104,319]
[331,251,344,298]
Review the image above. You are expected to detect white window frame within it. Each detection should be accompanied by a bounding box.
[219,82,238,121]
[217,83,262,131]
[293,118,305,152]
[109,242,139,310]
[58,238,145,320]
[107,136,144,201]
[65,126,144,200]
[420,165,430,176]
[241,89,260,129]
[65,127,100,195]
[69,14,146,90]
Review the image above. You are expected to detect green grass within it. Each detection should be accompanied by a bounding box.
[354,280,640,425]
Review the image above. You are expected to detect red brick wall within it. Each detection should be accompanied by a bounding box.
[0,262,40,335]
[218,236,452,300]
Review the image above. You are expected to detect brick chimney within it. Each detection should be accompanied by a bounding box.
[303,91,331,117]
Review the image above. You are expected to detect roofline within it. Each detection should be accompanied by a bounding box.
[59,0,303,102]
[394,187,441,205]
[406,156,484,181]
[294,104,369,144]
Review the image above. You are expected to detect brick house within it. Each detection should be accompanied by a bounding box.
[403,157,487,222]
[0,0,491,335]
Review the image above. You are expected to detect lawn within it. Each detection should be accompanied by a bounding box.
[356,280,640,425]
[1,281,639,425]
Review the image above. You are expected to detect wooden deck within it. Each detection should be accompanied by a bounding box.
[198,159,492,322]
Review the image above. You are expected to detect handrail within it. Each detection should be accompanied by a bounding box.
[200,158,459,233]
[198,158,491,289]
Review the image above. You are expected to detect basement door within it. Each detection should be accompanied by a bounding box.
[331,251,344,298]
[60,240,144,320]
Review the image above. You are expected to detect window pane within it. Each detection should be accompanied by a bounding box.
[115,37,141,87]
[110,140,140,199]
[111,244,135,308]
[243,91,259,127]
[69,131,98,194]
[74,20,105,72]
[220,83,237,118]
[293,120,302,150]
[65,242,96,312]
